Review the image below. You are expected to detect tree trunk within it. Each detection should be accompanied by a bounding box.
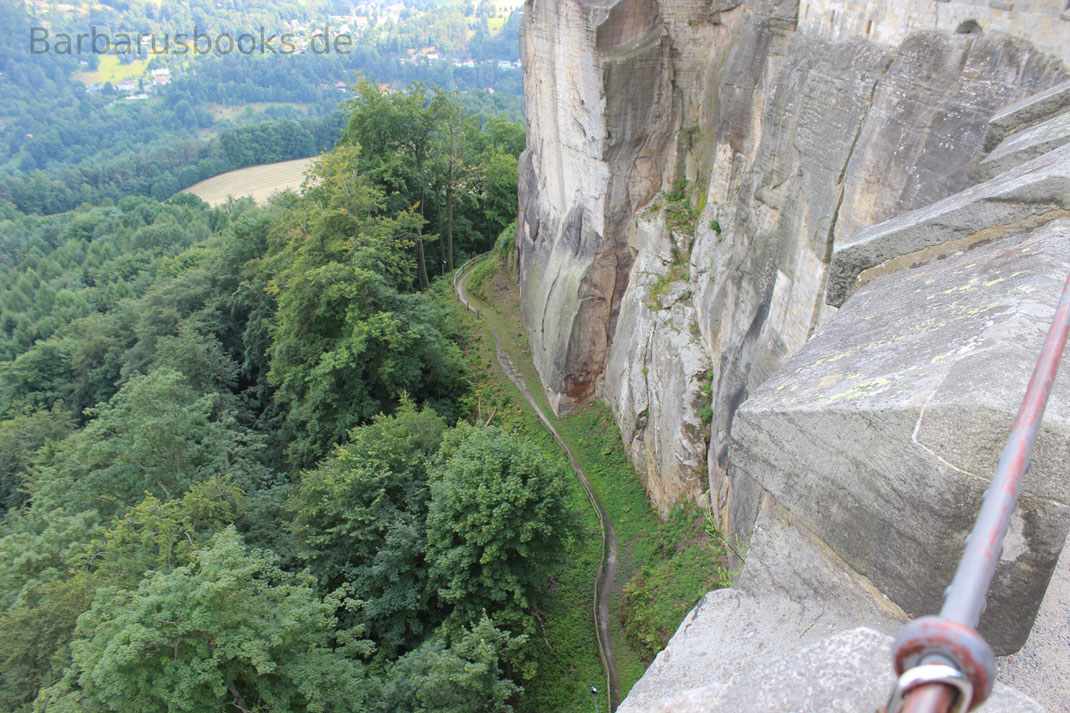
[228,683,252,713]
[437,203,446,275]
[446,159,455,273]
[417,198,429,289]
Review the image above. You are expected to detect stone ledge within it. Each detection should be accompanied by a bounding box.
[980,109,1070,181]
[984,79,1070,152]
[826,143,1070,307]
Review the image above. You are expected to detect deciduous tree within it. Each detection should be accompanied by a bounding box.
[37,528,370,713]
[28,368,268,518]
[425,425,572,637]
[375,615,524,713]
[296,402,447,657]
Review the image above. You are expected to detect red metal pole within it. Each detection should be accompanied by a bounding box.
[940,271,1070,628]
[901,682,956,713]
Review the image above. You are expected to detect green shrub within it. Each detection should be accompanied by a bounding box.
[619,505,731,660]
[494,221,516,259]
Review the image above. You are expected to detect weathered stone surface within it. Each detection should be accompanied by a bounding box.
[645,628,1043,713]
[998,528,1070,711]
[519,0,1067,508]
[827,143,1070,307]
[731,222,1070,653]
[617,495,904,713]
[517,0,672,414]
[618,487,1055,712]
[620,495,1043,711]
[985,78,1070,151]
[981,110,1070,180]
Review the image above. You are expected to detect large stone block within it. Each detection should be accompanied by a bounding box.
[732,221,1070,653]
[647,628,1043,713]
[980,109,1070,180]
[827,143,1070,307]
[985,78,1070,151]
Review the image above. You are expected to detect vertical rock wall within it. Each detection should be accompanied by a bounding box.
[517,0,1067,515]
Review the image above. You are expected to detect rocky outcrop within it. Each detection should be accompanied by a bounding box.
[627,627,1044,713]
[618,155,1070,713]
[518,0,1068,514]
[616,77,1070,709]
[519,1,1070,709]
[733,218,1070,653]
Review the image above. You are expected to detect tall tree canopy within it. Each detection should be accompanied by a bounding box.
[37,528,369,713]
[342,77,522,284]
[375,616,524,713]
[296,402,448,657]
[426,425,573,638]
[27,369,269,519]
[263,149,467,467]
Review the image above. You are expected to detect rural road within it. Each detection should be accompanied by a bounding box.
[454,255,621,711]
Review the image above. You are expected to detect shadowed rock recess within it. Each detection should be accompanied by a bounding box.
[518,0,1070,709]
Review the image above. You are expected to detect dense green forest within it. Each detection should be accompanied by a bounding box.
[0,3,731,709]
[0,76,558,710]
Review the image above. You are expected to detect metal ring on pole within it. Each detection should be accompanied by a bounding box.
[892,616,995,710]
[887,663,974,713]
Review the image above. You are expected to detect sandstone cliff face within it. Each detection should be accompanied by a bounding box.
[517,0,1067,514]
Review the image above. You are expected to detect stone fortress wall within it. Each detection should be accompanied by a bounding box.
[802,0,1070,59]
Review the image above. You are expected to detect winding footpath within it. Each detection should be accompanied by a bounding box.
[454,255,621,711]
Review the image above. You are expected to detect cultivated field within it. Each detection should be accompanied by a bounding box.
[489,0,524,28]
[74,55,148,85]
[179,157,315,207]
[208,102,313,121]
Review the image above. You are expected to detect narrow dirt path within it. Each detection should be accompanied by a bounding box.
[454,256,621,710]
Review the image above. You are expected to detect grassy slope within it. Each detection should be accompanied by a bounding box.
[449,256,731,711]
